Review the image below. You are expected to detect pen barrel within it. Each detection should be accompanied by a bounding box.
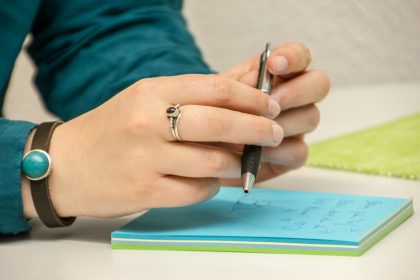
[241,145,262,176]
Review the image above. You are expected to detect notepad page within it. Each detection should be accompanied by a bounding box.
[114,188,410,245]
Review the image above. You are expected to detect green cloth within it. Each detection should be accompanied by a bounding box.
[0,0,212,235]
[308,113,420,180]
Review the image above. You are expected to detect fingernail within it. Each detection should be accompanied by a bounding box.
[273,56,288,73]
[266,99,281,119]
[272,124,284,145]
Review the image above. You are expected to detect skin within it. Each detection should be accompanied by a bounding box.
[21,42,330,219]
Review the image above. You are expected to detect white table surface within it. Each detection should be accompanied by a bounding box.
[1,82,420,280]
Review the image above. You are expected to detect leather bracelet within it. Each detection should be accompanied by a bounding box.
[24,121,76,227]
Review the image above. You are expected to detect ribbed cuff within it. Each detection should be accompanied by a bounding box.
[0,118,37,235]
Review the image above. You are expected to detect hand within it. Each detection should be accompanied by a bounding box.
[220,42,330,186]
[22,74,285,219]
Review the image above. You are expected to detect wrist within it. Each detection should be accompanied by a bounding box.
[47,124,78,218]
[21,122,78,222]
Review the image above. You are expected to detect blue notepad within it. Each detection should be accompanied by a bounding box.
[112,187,413,256]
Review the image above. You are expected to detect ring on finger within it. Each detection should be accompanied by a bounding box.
[166,104,183,141]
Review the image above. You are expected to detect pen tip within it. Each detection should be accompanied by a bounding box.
[242,172,256,193]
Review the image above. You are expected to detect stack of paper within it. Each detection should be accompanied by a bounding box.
[112,187,413,256]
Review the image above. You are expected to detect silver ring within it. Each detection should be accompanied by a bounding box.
[166,104,183,141]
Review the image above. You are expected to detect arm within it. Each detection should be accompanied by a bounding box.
[28,0,213,120]
[1,0,212,234]
[0,1,40,235]
[9,1,328,232]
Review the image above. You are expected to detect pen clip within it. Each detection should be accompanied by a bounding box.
[257,42,273,95]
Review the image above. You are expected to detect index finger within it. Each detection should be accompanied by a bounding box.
[142,74,281,119]
[267,42,312,76]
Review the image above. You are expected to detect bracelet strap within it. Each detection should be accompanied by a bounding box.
[30,121,76,227]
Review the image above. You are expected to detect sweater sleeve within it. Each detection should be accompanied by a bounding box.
[0,119,36,234]
[28,0,213,121]
[0,0,40,235]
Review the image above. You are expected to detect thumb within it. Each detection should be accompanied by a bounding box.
[238,70,258,87]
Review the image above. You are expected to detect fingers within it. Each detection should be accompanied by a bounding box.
[159,142,240,178]
[166,105,284,147]
[219,138,308,187]
[267,42,312,76]
[238,69,329,118]
[157,138,307,191]
[158,136,308,185]
[141,74,280,119]
[237,42,312,86]
[270,70,330,111]
[261,138,308,169]
[238,70,259,88]
[151,176,220,207]
[275,104,320,137]
[228,42,312,78]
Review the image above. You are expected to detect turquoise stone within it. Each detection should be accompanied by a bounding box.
[22,150,51,180]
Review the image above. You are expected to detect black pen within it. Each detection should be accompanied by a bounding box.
[241,42,273,193]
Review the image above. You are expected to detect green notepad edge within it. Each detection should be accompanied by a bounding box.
[111,200,413,256]
[307,113,420,180]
